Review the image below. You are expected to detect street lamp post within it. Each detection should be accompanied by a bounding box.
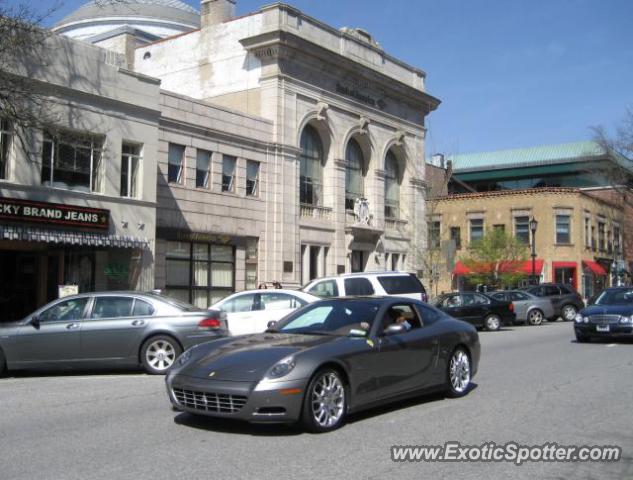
[530,217,539,285]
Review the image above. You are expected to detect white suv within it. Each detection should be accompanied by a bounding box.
[302,272,428,302]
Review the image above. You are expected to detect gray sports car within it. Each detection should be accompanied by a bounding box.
[166,296,480,432]
[0,292,228,375]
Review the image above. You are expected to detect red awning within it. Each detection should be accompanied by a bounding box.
[583,260,607,276]
[453,259,543,276]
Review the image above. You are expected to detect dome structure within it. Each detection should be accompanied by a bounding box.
[53,0,200,43]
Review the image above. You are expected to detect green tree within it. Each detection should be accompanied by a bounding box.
[460,228,529,290]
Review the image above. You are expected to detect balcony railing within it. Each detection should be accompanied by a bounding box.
[300,204,332,220]
[385,217,408,231]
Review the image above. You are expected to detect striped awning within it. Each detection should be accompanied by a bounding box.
[0,225,149,249]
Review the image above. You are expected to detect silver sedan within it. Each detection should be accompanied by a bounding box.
[489,290,554,325]
[0,292,227,375]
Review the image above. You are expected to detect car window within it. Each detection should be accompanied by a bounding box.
[415,304,440,325]
[464,294,488,305]
[510,292,529,301]
[308,280,339,298]
[221,294,255,313]
[491,292,507,301]
[559,285,573,294]
[444,295,462,308]
[376,275,425,295]
[132,299,155,316]
[381,304,422,331]
[261,293,305,311]
[544,286,561,296]
[39,298,89,323]
[91,297,134,319]
[344,278,375,296]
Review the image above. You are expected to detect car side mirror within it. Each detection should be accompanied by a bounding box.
[383,324,406,336]
[266,320,277,330]
[30,316,41,330]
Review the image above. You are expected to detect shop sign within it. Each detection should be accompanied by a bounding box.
[0,197,109,230]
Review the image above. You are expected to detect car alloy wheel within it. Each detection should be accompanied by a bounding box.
[485,314,501,331]
[447,348,471,397]
[527,309,544,326]
[303,369,347,433]
[562,305,577,321]
[141,335,182,375]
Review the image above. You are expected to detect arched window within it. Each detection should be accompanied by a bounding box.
[299,125,324,206]
[384,150,400,218]
[345,139,365,210]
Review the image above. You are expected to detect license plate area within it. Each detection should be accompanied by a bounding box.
[596,325,610,332]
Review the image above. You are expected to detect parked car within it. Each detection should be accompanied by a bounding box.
[0,292,228,376]
[574,286,633,342]
[302,271,428,302]
[209,289,320,336]
[523,283,585,321]
[489,290,554,326]
[166,296,480,432]
[431,292,515,331]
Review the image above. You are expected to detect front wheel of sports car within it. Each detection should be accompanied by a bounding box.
[302,368,347,433]
[447,348,471,398]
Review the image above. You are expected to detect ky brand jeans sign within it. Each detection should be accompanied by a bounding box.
[0,197,109,230]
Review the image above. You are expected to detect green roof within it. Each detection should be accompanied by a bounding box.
[445,141,607,172]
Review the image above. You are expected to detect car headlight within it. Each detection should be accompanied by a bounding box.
[266,356,296,379]
[619,316,633,324]
[574,314,584,324]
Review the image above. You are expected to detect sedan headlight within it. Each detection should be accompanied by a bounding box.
[266,356,296,380]
[619,316,633,324]
[574,314,584,324]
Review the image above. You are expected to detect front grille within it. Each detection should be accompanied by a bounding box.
[589,315,621,325]
[172,388,248,413]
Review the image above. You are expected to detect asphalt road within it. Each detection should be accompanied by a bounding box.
[1,322,632,480]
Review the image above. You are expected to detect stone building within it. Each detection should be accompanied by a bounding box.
[0,33,159,321]
[49,0,440,307]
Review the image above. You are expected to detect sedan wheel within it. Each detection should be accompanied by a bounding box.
[141,335,182,375]
[484,314,501,331]
[562,305,577,321]
[527,309,544,326]
[447,348,471,398]
[302,369,347,433]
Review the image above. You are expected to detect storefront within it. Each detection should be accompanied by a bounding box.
[0,197,150,322]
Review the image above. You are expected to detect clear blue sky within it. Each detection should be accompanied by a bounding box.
[20,0,633,155]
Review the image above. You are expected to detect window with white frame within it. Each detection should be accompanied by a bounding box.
[120,143,141,198]
[614,224,621,254]
[42,130,104,193]
[345,139,365,210]
[222,155,236,192]
[168,143,185,184]
[555,215,571,244]
[246,160,259,197]
[584,216,591,248]
[299,125,324,206]
[428,220,441,249]
[470,218,484,243]
[0,119,12,180]
[196,149,211,188]
[514,216,530,244]
[598,220,606,251]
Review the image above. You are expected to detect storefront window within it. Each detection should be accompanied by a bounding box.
[299,125,324,206]
[42,131,104,193]
[165,241,235,308]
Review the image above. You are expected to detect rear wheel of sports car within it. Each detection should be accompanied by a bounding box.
[484,314,501,331]
[140,335,182,375]
[302,368,347,433]
[562,304,577,322]
[447,348,471,398]
[527,309,544,326]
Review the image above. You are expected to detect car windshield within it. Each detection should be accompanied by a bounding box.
[594,289,633,305]
[273,300,379,336]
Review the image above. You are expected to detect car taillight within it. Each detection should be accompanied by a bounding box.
[198,318,221,329]
[509,303,514,312]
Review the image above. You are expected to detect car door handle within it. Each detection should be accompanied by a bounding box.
[66,323,80,330]
[132,320,145,327]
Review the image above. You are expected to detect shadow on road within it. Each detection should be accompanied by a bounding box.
[172,383,479,436]
[4,367,145,379]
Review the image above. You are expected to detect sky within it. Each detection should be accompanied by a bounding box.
[13,0,633,156]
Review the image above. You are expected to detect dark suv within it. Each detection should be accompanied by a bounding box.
[523,283,585,321]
